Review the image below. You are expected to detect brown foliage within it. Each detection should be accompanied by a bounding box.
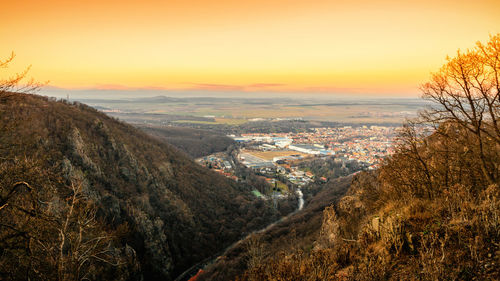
[420,34,500,184]
[0,90,281,280]
[0,52,45,94]
[233,35,500,281]
[0,158,127,280]
[0,54,282,280]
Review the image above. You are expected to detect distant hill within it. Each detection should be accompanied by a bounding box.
[0,93,280,280]
[138,125,235,158]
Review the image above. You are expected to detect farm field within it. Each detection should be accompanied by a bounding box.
[170,118,246,125]
[244,150,310,161]
[78,96,426,124]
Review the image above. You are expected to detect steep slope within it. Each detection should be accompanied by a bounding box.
[236,124,500,281]
[198,176,353,281]
[0,93,280,280]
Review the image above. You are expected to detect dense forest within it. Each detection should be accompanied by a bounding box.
[297,157,364,179]
[155,119,337,135]
[138,125,235,158]
[0,92,282,280]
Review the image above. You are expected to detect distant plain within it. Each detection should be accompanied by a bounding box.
[76,95,428,125]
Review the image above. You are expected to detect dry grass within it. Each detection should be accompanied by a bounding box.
[237,124,500,281]
[245,150,310,161]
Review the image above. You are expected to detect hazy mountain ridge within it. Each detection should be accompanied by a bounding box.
[0,93,280,280]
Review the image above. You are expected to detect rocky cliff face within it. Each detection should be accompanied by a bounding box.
[0,93,280,280]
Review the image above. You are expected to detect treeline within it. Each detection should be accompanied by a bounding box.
[138,125,235,158]
[158,119,336,135]
[297,157,364,179]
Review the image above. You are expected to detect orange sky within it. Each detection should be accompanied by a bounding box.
[2,0,499,96]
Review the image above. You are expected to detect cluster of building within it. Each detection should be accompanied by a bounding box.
[231,125,399,167]
[196,149,325,194]
[239,155,324,187]
[197,126,403,198]
[196,153,238,181]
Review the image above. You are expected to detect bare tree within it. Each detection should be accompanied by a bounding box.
[0,176,121,280]
[55,181,121,281]
[420,34,500,184]
[0,52,45,94]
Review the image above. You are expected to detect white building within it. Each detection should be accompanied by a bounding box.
[289,144,321,155]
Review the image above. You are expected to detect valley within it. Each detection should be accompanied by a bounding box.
[1,6,499,279]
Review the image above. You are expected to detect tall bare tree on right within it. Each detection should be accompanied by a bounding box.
[420,34,500,184]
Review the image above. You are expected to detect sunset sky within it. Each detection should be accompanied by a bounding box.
[2,0,500,97]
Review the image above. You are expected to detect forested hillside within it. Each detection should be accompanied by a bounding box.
[0,92,280,280]
[198,176,353,281]
[138,125,235,158]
